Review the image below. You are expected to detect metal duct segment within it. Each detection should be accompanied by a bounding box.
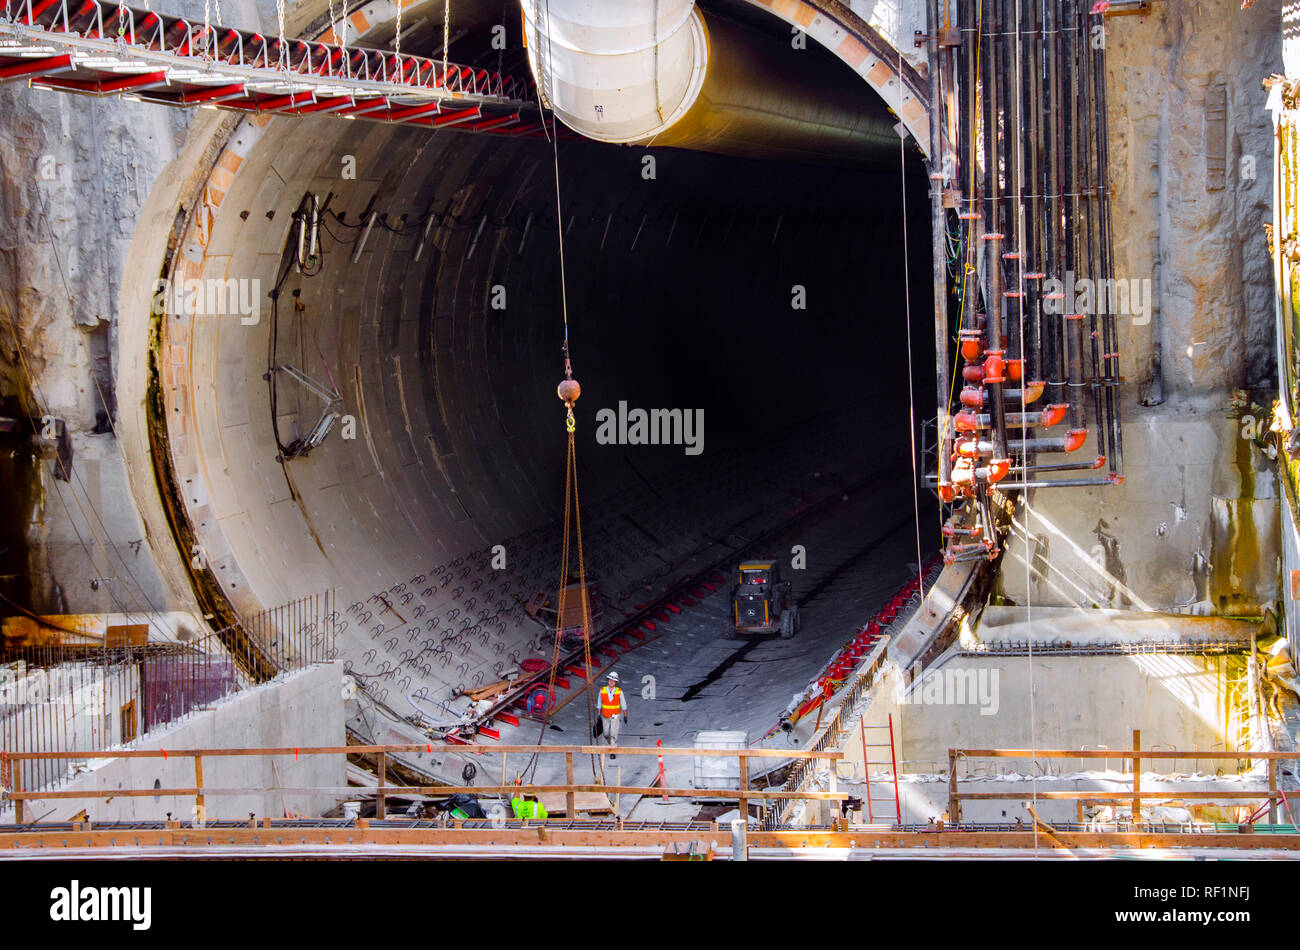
[521,0,707,143]
[521,1,900,165]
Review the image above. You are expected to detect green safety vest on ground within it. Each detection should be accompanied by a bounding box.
[511,797,548,821]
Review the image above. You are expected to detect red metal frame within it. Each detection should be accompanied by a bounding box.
[33,67,166,93]
[0,52,71,80]
[0,0,538,134]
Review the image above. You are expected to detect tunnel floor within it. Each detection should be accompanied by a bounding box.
[516,474,926,791]
[341,398,937,787]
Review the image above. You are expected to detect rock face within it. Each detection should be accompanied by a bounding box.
[0,0,269,616]
[1105,0,1279,401]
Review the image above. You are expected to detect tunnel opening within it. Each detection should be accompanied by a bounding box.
[245,128,937,601]
[130,1,940,772]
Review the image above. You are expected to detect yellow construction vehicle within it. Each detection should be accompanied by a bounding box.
[728,560,800,639]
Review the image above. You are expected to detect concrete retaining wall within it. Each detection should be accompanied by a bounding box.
[852,652,1244,773]
[4,661,345,823]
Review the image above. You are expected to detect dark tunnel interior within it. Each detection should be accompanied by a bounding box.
[136,2,943,756]
[264,132,937,572]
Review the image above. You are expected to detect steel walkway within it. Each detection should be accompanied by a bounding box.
[0,0,545,134]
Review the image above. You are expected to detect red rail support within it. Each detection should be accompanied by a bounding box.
[35,68,167,93]
[385,101,442,122]
[174,82,246,104]
[465,113,519,133]
[429,105,481,127]
[0,53,73,81]
[289,95,352,114]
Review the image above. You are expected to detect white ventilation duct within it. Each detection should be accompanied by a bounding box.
[519,0,901,164]
[520,0,708,144]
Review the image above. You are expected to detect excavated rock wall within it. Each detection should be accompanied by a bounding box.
[0,0,273,617]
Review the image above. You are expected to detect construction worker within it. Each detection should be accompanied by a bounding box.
[510,792,548,822]
[599,671,628,758]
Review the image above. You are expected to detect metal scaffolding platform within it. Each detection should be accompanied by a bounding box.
[0,0,543,133]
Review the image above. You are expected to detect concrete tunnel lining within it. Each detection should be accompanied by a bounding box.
[109,0,938,779]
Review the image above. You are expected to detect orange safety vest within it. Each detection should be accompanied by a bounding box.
[600,686,623,718]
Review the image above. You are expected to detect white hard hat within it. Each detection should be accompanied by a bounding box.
[607,671,620,682]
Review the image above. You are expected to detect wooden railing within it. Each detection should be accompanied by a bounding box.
[0,744,845,825]
[948,731,1298,826]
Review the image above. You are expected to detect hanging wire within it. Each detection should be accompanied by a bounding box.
[946,0,984,434]
[524,0,602,787]
[394,0,403,82]
[496,0,507,81]
[442,0,451,89]
[1006,0,1038,854]
[275,0,287,70]
[897,47,927,603]
[520,424,601,787]
[544,0,570,340]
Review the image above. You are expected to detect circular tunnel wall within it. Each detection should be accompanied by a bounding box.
[123,1,936,769]
[168,117,931,599]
